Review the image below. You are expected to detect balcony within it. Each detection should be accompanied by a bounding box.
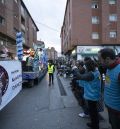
[21,6,25,18]
[21,24,25,31]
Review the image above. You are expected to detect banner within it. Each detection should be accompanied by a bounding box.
[0,61,22,110]
[16,32,23,61]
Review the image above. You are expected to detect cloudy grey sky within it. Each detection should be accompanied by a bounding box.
[23,0,67,53]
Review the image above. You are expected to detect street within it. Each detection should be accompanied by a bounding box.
[0,73,110,129]
[0,1,120,129]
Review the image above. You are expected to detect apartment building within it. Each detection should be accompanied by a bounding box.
[0,0,39,56]
[46,47,58,62]
[61,0,120,60]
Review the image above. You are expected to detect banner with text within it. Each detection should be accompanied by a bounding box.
[0,61,22,110]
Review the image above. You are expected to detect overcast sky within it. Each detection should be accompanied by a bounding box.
[23,0,67,53]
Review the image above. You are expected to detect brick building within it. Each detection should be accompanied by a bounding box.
[0,0,39,56]
[61,0,120,60]
[46,47,58,62]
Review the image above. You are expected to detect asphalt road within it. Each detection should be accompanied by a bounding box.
[0,73,110,129]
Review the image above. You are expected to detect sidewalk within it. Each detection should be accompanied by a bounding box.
[58,76,111,129]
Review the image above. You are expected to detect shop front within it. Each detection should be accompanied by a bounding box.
[76,46,102,60]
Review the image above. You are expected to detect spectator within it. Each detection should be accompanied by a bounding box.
[76,59,101,129]
[77,58,91,118]
[71,61,79,91]
[98,48,120,129]
[77,61,89,118]
[116,53,120,64]
[0,50,9,61]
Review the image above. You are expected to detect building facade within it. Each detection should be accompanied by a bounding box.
[0,0,39,56]
[61,0,120,59]
[46,47,58,62]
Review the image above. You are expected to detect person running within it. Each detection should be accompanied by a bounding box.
[98,48,120,129]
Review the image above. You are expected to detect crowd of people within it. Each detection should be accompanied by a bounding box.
[0,47,14,60]
[67,48,120,129]
[1,46,119,129]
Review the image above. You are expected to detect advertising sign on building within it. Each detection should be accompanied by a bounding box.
[77,46,102,54]
[76,46,102,60]
[0,61,22,110]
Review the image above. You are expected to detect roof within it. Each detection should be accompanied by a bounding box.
[21,0,39,31]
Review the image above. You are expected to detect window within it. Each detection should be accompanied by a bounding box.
[92,1,98,9]
[22,31,25,37]
[109,31,117,38]
[92,16,99,24]
[21,16,25,25]
[13,27,19,33]
[92,32,99,39]
[0,40,4,46]
[109,14,117,21]
[0,16,5,25]
[109,0,116,5]
[0,0,5,4]
[21,6,25,15]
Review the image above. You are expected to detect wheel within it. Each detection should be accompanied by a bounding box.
[27,80,34,88]
[34,78,39,85]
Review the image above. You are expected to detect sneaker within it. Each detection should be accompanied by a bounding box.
[78,112,89,118]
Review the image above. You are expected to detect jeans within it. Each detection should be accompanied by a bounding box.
[79,87,89,115]
[49,73,54,84]
[107,107,120,129]
[88,100,99,129]
[82,99,89,115]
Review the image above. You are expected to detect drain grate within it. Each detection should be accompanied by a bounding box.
[57,76,67,96]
